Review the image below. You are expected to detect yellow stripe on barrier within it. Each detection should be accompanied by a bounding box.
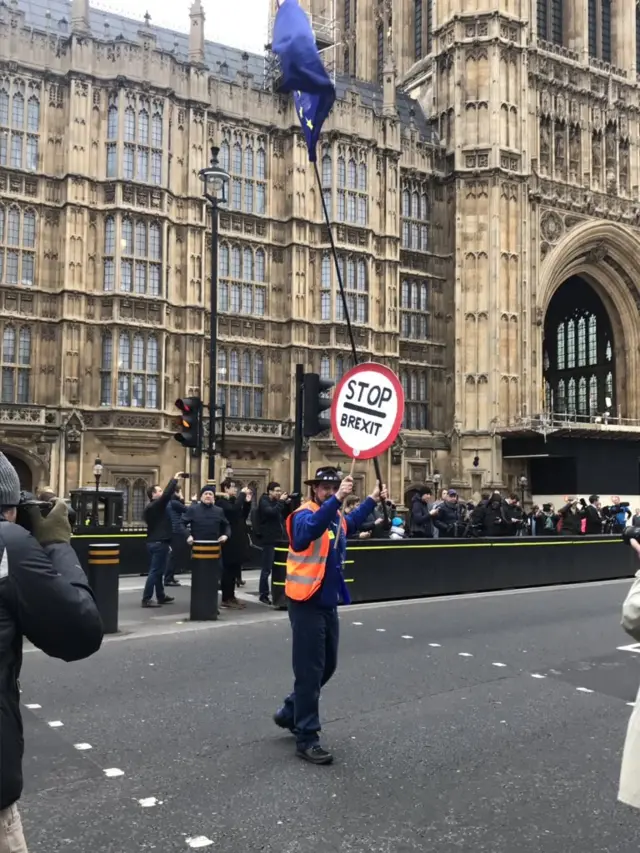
[88,550,120,557]
[88,559,120,565]
[73,534,147,539]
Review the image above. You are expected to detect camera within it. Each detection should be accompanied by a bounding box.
[15,491,53,532]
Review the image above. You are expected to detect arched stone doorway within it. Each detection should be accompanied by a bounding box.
[543,276,615,419]
[4,453,33,492]
[538,220,640,420]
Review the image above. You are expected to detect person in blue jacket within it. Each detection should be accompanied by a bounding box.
[273,465,387,765]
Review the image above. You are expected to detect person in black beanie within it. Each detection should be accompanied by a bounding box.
[184,484,231,546]
[0,452,103,851]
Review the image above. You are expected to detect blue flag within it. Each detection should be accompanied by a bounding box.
[272,0,336,162]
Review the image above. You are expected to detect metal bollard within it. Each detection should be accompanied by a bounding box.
[87,542,120,635]
[190,541,222,621]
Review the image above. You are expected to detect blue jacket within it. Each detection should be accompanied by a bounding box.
[291,495,376,608]
[167,499,188,536]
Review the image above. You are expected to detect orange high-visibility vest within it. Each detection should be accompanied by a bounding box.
[285,500,348,601]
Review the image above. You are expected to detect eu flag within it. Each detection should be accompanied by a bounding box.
[272,0,336,162]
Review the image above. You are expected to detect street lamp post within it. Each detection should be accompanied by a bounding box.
[92,457,103,526]
[199,146,229,482]
[519,475,528,507]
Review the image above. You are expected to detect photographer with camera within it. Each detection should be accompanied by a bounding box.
[0,452,103,850]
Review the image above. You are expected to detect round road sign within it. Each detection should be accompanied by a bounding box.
[330,362,404,460]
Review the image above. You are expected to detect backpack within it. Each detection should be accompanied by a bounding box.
[544,513,555,531]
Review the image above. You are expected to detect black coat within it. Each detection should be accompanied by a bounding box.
[256,494,289,544]
[184,502,231,542]
[143,479,178,542]
[0,521,103,809]
[215,494,251,564]
[559,503,583,535]
[584,504,604,535]
[409,494,434,538]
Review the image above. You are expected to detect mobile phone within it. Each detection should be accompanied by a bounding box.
[182,473,190,479]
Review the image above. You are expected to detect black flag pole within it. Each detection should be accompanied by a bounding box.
[313,160,390,527]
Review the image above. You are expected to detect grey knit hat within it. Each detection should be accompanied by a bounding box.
[0,453,21,506]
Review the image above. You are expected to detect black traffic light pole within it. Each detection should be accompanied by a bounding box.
[293,363,304,495]
[207,191,219,482]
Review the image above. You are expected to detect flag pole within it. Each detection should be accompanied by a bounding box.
[312,160,390,526]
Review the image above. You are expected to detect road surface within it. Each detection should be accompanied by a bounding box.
[18,577,640,852]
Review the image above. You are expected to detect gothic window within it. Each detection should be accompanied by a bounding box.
[100,332,112,405]
[400,181,429,251]
[115,477,149,525]
[336,354,353,380]
[0,205,36,286]
[109,331,160,409]
[426,0,433,52]
[320,356,331,379]
[217,347,265,419]
[415,0,423,60]
[320,253,332,320]
[335,256,368,323]
[344,47,350,75]
[218,244,267,316]
[400,369,428,430]
[0,78,39,171]
[545,380,553,411]
[321,145,332,216]
[537,0,563,45]
[589,0,611,62]
[118,218,162,296]
[220,140,230,171]
[377,24,384,85]
[335,149,368,225]
[543,276,615,419]
[118,99,163,185]
[636,2,640,75]
[400,279,429,340]
[0,324,31,404]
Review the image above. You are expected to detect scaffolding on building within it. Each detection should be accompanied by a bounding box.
[264,0,340,92]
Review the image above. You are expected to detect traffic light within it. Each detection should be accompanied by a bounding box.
[303,373,334,437]
[174,397,202,449]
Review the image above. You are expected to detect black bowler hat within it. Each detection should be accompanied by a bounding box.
[304,466,342,486]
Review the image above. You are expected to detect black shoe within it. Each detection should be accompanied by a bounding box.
[158,595,175,604]
[273,712,295,733]
[141,599,159,608]
[259,595,272,606]
[296,744,333,765]
[165,580,181,587]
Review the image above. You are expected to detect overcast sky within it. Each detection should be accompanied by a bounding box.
[91,0,271,55]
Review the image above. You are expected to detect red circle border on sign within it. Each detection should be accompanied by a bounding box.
[330,362,405,460]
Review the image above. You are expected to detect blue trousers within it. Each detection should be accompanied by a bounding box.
[143,541,169,602]
[281,599,339,749]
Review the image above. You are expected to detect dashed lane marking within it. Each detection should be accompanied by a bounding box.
[531,674,546,679]
[47,721,63,728]
[492,662,507,668]
[576,687,594,694]
[74,743,92,751]
[376,629,386,633]
[402,635,414,640]
[186,837,214,849]
[458,652,473,658]
[352,622,363,626]
[103,768,125,778]
[24,704,41,709]
[428,643,441,648]
[138,797,162,808]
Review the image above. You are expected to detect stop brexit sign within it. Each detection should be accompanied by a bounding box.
[330,362,404,460]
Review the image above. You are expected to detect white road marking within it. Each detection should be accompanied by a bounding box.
[24,704,41,709]
[138,797,162,808]
[531,674,546,679]
[103,768,124,777]
[627,702,636,707]
[576,687,594,693]
[352,622,363,626]
[376,628,386,633]
[428,643,441,648]
[458,652,473,657]
[74,743,92,751]
[617,643,640,654]
[402,635,414,640]
[186,838,214,848]
[492,662,507,668]
[47,721,63,728]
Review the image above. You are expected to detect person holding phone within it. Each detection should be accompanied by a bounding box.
[142,472,184,608]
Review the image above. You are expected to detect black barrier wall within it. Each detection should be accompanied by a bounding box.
[272,535,637,607]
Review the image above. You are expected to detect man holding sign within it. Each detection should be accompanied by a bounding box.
[274,465,387,765]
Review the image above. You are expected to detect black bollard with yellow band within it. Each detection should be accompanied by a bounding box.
[87,542,120,634]
[190,540,222,621]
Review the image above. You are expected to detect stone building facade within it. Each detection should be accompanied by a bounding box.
[2,0,639,521]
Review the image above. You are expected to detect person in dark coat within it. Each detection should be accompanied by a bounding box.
[142,472,183,607]
[0,452,103,850]
[584,495,604,535]
[215,479,252,609]
[558,498,583,535]
[255,482,291,605]
[184,485,231,544]
[409,487,435,538]
[165,487,189,586]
